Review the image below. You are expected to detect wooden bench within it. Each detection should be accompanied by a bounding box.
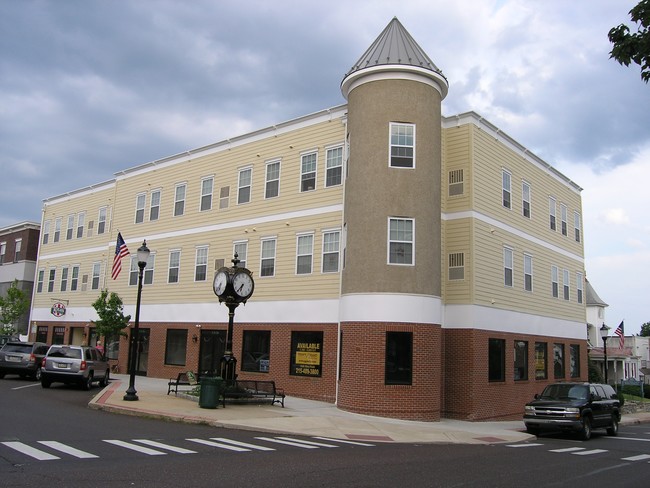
[223,379,285,407]
[167,371,200,396]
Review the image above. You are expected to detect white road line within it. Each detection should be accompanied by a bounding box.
[275,437,338,448]
[209,438,275,451]
[572,449,608,456]
[11,383,41,390]
[103,440,167,456]
[622,454,650,461]
[37,441,98,459]
[254,437,319,449]
[506,443,544,448]
[611,436,650,442]
[132,439,196,454]
[549,447,586,453]
[312,437,376,447]
[187,438,250,452]
[1,442,60,461]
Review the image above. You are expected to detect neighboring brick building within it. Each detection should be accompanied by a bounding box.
[29,18,587,421]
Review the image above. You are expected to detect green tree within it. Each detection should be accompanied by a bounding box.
[0,280,30,335]
[640,322,650,337]
[608,0,650,83]
[91,290,131,345]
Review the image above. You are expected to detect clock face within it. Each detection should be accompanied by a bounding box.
[232,271,254,298]
[213,271,229,296]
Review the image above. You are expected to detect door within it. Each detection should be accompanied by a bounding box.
[126,328,150,377]
[199,330,226,376]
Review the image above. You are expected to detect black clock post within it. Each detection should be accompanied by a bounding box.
[212,253,255,385]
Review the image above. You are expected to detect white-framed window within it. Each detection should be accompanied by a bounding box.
[260,238,276,277]
[296,233,314,275]
[502,170,512,209]
[574,211,581,243]
[549,197,557,231]
[322,230,340,273]
[14,238,22,261]
[60,266,69,292]
[524,254,533,292]
[174,183,186,217]
[0,242,5,265]
[194,246,208,282]
[300,152,317,192]
[563,269,570,300]
[522,181,531,218]
[42,220,50,245]
[135,193,146,223]
[36,268,44,293]
[168,250,181,284]
[91,262,101,290]
[219,186,230,209]
[76,212,85,238]
[70,265,80,291]
[551,265,559,298]
[504,247,514,287]
[265,160,281,199]
[66,214,75,240]
[448,252,465,280]
[97,207,107,234]
[449,169,464,196]
[238,167,252,204]
[388,218,414,265]
[325,146,343,187]
[576,272,584,304]
[54,217,61,243]
[233,241,248,268]
[389,122,415,168]
[149,189,161,221]
[130,254,155,285]
[200,176,213,211]
[560,204,568,236]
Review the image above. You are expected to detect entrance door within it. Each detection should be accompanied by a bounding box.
[199,330,226,376]
[126,328,150,376]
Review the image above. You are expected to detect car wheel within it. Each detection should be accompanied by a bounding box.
[99,369,109,387]
[580,416,592,441]
[525,425,539,436]
[34,367,42,381]
[607,415,619,436]
[82,373,94,391]
[41,379,51,388]
[0,372,5,379]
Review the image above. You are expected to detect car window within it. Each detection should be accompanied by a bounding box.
[2,344,31,353]
[85,349,92,360]
[36,345,48,354]
[48,347,82,359]
[594,385,607,399]
[602,384,617,399]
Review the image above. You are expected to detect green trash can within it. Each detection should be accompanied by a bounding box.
[199,376,223,409]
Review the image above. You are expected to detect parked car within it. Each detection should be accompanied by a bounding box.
[523,382,621,440]
[0,341,49,380]
[40,345,110,390]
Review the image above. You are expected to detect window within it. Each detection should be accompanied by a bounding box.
[325,146,343,187]
[91,262,101,290]
[149,190,161,221]
[551,265,559,298]
[14,238,21,261]
[560,204,568,236]
[522,181,531,218]
[449,169,464,196]
[514,341,528,381]
[502,170,511,209]
[570,344,580,378]
[554,343,565,379]
[574,212,581,242]
[48,268,56,293]
[238,168,252,204]
[488,338,506,382]
[194,247,208,281]
[260,238,276,277]
[66,214,75,240]
[524,254,533,292]
[504,247,513,287]
[300,152,317,191]
[290,331,323,377]
[322,231,340,273]
[389,123,415,168]
[76,212,85,238]
[388,218,414,265]
[70,265,79,291]
[130,254,155,285]
[133,193,145,224]
[535,342,548,379]
[60,266,69,292]
[265,161,280,198]
[200,177,213,211]
[36,326,48,343]
[174,184,186,217]
[54,217,61,243]
[448,252,465,280]
[219,186,230,209]
[549,197,557,231]
[36,269,44,293]
[168,250,181,284]
[42,221,50,244]
[164,329,187,366]
[97,207,107,234]
[385,331,412,384]
[296,234,313,275]
[563,269,570,300]
[234,241,248,268]
[576,272,584,304]
[241,330,271,372]
[0,242,4,264]
[52,327,65,345]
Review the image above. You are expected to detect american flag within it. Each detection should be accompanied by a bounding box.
[614,321,625,350]
[111,232,130,280]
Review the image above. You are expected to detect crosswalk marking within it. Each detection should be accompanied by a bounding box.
[506,443,544,448]
[209,438,275,451]
[622,454,650,461]
[103,440,167,456]
[275,437,338,448]
[132,439,196,454]
[572,449,608,456]
[38,441,98,459]
[1,441,60,461]
[312,437,376,447]
[549,447,585,453]
[187,438,250,452]
[255,436,320,449]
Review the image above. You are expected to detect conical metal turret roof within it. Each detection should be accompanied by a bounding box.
[585,278,608,307]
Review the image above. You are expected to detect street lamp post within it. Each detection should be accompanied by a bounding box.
[123,240,150,401]
[600,323,610,385]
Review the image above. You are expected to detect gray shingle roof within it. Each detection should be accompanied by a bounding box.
[585,278,608,307]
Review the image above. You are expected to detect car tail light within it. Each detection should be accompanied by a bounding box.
[42,357,47,367]
[80,360,87,371]
[30,353,36,363]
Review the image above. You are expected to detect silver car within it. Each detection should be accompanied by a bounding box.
[41,345,110,390]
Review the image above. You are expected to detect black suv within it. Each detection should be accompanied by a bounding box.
[524,382,621,440]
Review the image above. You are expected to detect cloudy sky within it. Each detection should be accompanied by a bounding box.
[1,1,648,334]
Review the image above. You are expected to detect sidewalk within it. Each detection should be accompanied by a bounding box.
[89,375,650,445]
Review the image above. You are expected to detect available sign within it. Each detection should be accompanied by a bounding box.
[290,331,323,377]
[50,302,66,317]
